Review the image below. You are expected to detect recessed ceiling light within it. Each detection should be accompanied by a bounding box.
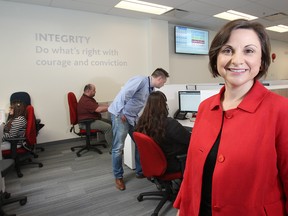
[266,25,288,33]
[115,0,173,15]
[214,10,258,21]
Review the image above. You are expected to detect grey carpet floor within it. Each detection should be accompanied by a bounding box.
[2,139,178,216]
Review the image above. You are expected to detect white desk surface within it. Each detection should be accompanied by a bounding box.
[177,118,195,128]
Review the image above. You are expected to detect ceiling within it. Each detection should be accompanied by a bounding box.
[2,0,288,43]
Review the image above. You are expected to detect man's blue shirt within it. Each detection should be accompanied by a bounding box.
[108,75,152,126]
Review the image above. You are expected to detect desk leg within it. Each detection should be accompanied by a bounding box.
[124,136,135,169]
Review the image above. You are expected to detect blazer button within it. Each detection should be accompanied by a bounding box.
[218,154,225,163]
[213,205,221,211]
[225,113,233,119]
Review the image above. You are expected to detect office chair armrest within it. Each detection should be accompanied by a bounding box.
[4,137,25,142]
[3,137,25,157]
[176,154,187,174]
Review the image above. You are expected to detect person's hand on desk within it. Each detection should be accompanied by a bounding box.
[189,117,196,122]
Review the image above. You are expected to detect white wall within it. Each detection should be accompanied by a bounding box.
[1,1,288,143]
[268,40,288,80]
[168,24,288,83]
[0,1,169,143]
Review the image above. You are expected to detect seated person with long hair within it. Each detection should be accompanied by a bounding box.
[135,91,191,173]
[1,101,27,150]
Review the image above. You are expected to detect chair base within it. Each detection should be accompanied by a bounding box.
[137,181,177,216]
[15,161,43,178]
[36,146,45,152]
[71,142,107,157]
[0,191,27,216]
[14,155,43,178]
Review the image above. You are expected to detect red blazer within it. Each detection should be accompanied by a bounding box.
[174,81,288,216]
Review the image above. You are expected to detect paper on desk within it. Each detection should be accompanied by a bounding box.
[0,109,5,123]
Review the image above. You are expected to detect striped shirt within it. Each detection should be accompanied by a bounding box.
[2,116,27,141]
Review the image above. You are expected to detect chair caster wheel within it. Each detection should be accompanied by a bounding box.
[137,195,143,202]
[77,153,81,157]
[20,197,27,206]
[71,148,75,152]
[39,163,43,167]
[151,213,158,216]
[17,172,23,178]
[3,192,11,199]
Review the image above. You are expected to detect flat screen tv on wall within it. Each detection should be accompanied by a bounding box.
[174,25,209,55]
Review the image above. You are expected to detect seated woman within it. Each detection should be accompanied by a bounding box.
[1,101,27,150]
[135,91,191,173]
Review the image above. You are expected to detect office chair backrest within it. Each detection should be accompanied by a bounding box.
[10,92,44,137]
[67,92,78,126]
[25,105,37,145]
[133,132,167,177]
[10,92,31,106]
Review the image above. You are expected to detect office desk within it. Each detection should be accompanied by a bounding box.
[177,118,195,128]
[0,109,6,124]
[124,137,136,169]
[123,118,194,169]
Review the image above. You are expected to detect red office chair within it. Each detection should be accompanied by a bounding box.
[10,91,45,152]
[2,105,43,178]
[67,92,107,157]
[133,132,183,216]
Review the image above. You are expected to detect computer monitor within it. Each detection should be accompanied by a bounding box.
[178,90,201,113]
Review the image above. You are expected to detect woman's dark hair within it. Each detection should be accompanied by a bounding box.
[135,91,169,144]
[209,19,271,80]
[5,101,26,132]
[10,101,26,118]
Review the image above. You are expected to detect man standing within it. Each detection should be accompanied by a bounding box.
[108,68,169,191]
[78,84,113,149]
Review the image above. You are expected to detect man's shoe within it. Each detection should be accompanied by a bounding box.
[115,178,125,191]
[136,173,145,179]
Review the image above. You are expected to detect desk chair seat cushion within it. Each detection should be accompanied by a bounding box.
[2,142,33,155]
[79,129,99,134]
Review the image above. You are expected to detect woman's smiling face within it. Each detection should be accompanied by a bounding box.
[217,28,262,88]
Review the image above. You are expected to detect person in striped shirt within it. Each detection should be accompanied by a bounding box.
[1,101,27,150]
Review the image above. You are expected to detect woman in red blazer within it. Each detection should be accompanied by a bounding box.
[174,19,288,216]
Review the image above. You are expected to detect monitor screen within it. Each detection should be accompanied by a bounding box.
[175,25,209,55]
[178,91,201,112]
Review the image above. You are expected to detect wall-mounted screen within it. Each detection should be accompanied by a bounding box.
[178,90,201,113]
[175,25,209,55]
